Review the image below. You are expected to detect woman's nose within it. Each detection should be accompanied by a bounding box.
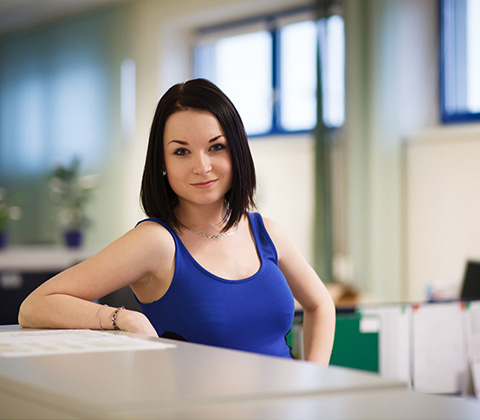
[193,153,212,175]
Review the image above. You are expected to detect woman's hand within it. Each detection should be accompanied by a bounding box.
[114,309,159,337]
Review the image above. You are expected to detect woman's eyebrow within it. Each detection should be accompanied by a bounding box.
[209,135,224,143]
[167,135,223,146]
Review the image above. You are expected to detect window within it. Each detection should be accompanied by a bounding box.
[194,8,345,137]
[441,0,480,123]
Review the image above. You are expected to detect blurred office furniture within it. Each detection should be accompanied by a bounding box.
[330,313,380,373]
[99,285,141,312]
[0,247,92,325]
[290,300,480,396]
[0,246,140,325]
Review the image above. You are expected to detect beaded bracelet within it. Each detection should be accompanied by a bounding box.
[111,306,125,330]
[97,304,108,330]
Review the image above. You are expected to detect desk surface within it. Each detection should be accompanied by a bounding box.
[0,325,409,419]
[150,389,480,420]
[2,325,479,420]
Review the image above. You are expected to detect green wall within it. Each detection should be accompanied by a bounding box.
[0,5,129,245]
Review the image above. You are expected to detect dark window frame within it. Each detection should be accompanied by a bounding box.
[193,6,322,138]
[440,0,480,124]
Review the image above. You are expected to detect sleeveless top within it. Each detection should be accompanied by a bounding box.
[135,212,295,359]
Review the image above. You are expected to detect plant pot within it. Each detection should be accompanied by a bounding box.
[64,229,83,248]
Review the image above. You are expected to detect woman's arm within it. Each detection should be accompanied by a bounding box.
[263,217,336,365]
[18,222,174,337]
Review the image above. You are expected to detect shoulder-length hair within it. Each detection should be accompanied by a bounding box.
[140,78,256,232]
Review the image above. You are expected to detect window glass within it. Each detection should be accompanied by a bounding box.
[279,20,317,131]
[319,15,345,128]
[195,31,272,135]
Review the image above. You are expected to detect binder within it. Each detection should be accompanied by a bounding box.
[329,313,380,373]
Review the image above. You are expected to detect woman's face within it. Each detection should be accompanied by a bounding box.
[163,108,233,209]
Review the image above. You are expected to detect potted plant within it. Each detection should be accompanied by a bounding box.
[0,187,21,250]
[47,157,96,248]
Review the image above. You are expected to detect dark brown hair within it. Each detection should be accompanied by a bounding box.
[140,78,256,231]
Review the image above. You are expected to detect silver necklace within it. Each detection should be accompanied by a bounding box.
[187,224,239,239]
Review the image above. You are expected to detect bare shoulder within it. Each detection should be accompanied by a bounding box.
[133,219,174,242]
[127,220,175,259]
[258,215,297,261]
[261,215,289,243]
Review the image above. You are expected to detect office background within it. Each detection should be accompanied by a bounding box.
[0,0,478,306]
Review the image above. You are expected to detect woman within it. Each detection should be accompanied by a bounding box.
[19,79,335,364]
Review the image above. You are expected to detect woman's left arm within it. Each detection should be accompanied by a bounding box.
[264,217,336,365]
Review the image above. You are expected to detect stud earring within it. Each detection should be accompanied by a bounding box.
[162,170,167,176]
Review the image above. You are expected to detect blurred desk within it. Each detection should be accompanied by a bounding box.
[0,325,411,420]
[0,246,96,272]
[0,246,97,324]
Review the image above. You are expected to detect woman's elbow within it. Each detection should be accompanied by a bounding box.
[18,295,36,327]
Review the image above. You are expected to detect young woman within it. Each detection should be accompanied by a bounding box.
[19,79,335,364]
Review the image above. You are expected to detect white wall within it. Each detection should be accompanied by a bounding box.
[406,125,480,301]
[250,135,315,262]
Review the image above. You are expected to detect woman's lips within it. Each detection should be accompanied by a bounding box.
[191,179,217,189]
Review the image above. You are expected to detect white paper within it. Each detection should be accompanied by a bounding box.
[360,305,412,384]
[412,302,468,393]
[466,300,480,335]
[465,301,480,361]
[359,316,380,333]
[0,329,176,358]
[472,359,480,399]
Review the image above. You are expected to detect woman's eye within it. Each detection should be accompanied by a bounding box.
[174,148,188,156]
[210,143,226,152]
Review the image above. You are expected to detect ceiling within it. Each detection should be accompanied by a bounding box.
[0,0,123,36]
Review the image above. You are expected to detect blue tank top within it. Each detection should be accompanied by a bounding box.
[135,212,295,359]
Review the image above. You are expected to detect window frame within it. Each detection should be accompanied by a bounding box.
[440,0,480,124]
[193,6,322,138]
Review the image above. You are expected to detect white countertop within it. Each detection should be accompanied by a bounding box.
[0,246,98,272]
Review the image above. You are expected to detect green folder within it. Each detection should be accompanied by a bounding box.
[329,314,379,373]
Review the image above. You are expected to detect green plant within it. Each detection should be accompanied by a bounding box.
[0,187,21,233]
[47,157,96,230]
